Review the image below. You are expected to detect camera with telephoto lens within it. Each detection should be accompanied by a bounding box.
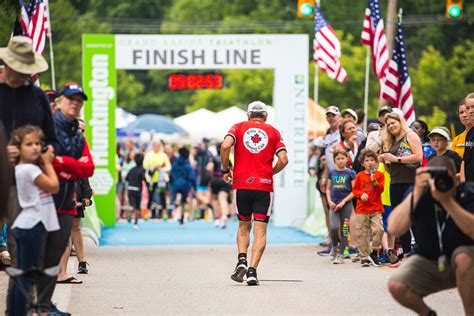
[425,166,453,192]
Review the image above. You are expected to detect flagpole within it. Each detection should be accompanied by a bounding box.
[45,0,56,90]
[363,46,370,132]
[314,0,320,106]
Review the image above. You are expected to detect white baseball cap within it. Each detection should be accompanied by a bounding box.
[341,108,358,121]
[325,105,340,116]
[247,101,268,113]
[428,127,451,141]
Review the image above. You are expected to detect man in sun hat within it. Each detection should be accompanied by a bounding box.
[0,36,55,145]
[0,36,61,314]
[0,36,58,215]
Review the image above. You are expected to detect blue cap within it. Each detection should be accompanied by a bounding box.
[60,82,88,101]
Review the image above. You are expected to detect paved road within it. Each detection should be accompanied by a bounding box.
[0,241,464,315]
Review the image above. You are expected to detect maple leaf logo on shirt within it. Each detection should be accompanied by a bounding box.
[251,133,262,144]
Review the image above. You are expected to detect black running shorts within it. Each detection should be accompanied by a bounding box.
[127,190,142,209]
[211,179,232,195]
[235,189,273,223]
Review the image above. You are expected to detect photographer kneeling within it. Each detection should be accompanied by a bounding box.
[387,156,474,316]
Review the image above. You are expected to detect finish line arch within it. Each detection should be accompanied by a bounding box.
[82,34,309,227]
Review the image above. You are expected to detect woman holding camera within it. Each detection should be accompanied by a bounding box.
[428,127,462,173]
[380,112,423,260]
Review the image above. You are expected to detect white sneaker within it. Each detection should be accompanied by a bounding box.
[133,224,139,230]
[219,219,226,229]
[333,254,344,264]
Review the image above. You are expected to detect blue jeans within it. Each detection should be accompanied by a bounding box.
[7,223,46,316]
[1,224,7,252]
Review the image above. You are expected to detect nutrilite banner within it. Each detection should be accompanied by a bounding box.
[82,34,117,227]
[83,34,308,227]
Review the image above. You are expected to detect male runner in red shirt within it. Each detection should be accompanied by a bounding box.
[220,101,288,286]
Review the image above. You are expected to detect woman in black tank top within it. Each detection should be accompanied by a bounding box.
[380,112,423,258]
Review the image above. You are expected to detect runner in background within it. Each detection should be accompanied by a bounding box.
[209,143,232,229]
[195,139,214,220]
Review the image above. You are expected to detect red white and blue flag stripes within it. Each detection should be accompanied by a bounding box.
[313,5,348,83]
[361,0,389,97]
[19,0,50,86]
[381,22,415,125]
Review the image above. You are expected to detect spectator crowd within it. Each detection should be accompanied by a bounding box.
[1,34,473,315]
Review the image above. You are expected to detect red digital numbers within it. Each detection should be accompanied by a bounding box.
[168,73,224,90]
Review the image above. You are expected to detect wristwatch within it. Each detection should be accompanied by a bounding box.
[222,169,230,174]
[398,158,402,163]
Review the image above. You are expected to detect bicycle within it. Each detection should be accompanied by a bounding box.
[5,265,60,315]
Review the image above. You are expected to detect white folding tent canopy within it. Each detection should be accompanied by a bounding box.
[174,106,276,144]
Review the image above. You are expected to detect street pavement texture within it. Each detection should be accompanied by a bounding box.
[0,241,464,315]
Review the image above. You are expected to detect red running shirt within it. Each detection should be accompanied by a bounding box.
[226,119,286,192]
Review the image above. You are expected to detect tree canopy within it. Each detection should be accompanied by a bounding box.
[0,0,472,131]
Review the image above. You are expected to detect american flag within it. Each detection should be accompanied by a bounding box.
[381,22,415,125]
[313,6,348,83]
[19,0,50,85]
[361,0,389,96]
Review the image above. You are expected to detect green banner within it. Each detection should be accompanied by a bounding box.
[82,34,116,227]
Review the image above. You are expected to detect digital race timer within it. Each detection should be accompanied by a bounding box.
[168,73,224,90]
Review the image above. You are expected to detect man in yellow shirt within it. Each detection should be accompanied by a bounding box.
[144,140,171,218]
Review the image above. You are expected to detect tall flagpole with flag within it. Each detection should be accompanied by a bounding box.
[45,0,56,90]
[361,0,389,102]
[314,0,320,105]
[381,9,415,125]
[18,0,50,87]
[313,1,348,106]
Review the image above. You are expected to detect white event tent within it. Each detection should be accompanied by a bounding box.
[174,106,275,143]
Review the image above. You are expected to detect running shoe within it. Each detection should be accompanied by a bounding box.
[361,259,371,267]
[342,247,351,259]
[348,246,359,256]
[351,255,361,263]
[78,261,89,274]
[368,251,382,267]
[379,254,391,265]
[219,219,226,229]
[317,245,332,256]
[333,254,344,264]
[385,248,399,264]
[48,303,71,316]
[231,259,247,283]
[246,268,259,286]
[133,224,139,230]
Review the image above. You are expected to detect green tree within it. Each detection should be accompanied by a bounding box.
[418,106,447,130]
[116,70,145,109]
[312,32,381,118]
[411,46,465,115]
[188,69,273,112]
